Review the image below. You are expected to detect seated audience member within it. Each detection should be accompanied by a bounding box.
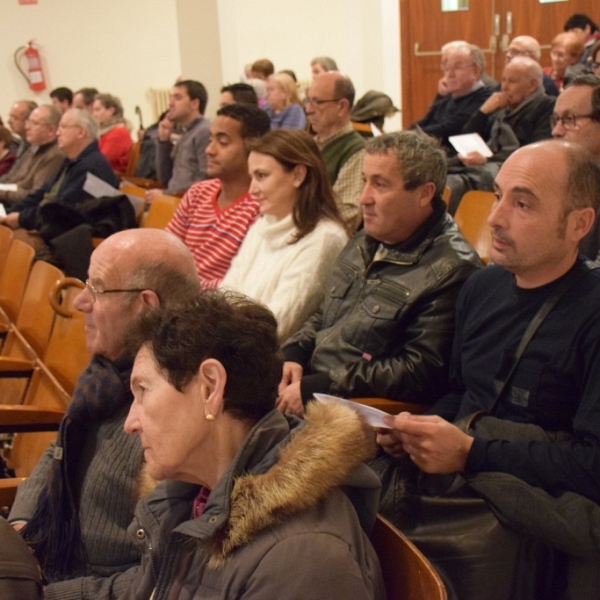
[306,72,365,231]
[504,35,560,96]
[4,100,37,166]
[249,58,275,81]
[310,55,339,78]
[221,130,348,341]
[373,141,600,600]
[72,87,99,113]
[49,87,73,113]
[120,292,385,600]
[446,57,555,214]
[0,518,42,600]
[0,127,16,176]
[552,75,600,261]
[410,41,492,154]
[264,72,307,130]
[219,82,258,107]
[564,13,600,64]
[0,108,118,251]
[278,131,481,417]
[543,32,584,92]
[166,103,271,287]
[0,104,63,207]
[92,93,133,172]
[147,80,210,201]
[9,229,201,600]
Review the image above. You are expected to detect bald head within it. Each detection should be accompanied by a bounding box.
[101,229,200,302]
[506,36,542,62]
[501,57,543,108]
[75,229,200,361]
[306,72,356,137]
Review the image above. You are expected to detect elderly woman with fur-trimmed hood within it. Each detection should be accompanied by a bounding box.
[119,291,385,600]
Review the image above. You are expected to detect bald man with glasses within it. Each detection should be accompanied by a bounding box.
[305,71,365,231]
[8,229,200,600]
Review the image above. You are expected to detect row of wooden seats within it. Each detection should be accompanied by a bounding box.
[0,230,90,507]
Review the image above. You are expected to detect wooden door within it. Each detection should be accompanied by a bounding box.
[400,0,599,128]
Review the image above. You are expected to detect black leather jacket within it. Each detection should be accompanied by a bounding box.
[283,201,483,403]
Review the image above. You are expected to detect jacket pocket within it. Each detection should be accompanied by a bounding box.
[321,261,358,326]
[340,279,409,357]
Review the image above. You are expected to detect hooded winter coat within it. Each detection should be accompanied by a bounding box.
[119,401,386,600]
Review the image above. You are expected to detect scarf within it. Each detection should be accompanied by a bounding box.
[21,354,133,581]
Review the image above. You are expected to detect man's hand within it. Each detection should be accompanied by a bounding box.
[376,421,407,459]
[278,361,303,394]
[276,382,304,417]
[479,91,508,115]
[145,188,164,203]
[437,76,450,96]
[458,151,488,166]
[0,212,20,230]
[385,413,474,473]
[157,117,175,142]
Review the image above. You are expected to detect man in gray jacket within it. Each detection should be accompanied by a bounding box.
[278,131,482,416]
[9,229,200,600]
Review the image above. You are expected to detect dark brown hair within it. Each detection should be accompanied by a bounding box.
[246,129,347,242]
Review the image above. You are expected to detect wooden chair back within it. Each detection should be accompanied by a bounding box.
[0,226,14,277]
[453,190,495,264]
[142,194,180,229]
[353,397,430,415]
[44,278,90,395]
[441,186,451,207]
[371,514,447,600]
[0,261,64,405]
[0,239,35,324]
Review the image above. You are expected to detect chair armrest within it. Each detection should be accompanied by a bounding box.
[0,357,35,378]
[352,397,431,415]
[122,176,163,190]
[0,405,64,433]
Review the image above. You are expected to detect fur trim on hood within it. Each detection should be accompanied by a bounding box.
[207,400,377,566]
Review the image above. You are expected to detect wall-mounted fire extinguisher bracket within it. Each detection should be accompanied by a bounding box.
[14,40,47,92]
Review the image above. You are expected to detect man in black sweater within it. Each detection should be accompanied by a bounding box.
[375,141,600,600]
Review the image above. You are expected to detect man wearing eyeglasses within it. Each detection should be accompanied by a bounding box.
[9,229,201,600]
[305,71,365,231]
[553,75,600,261]
[410,41,492,155]
[0,104,64,206]
[0,108,118,250]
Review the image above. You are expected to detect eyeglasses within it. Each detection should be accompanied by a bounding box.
[85,279,147,302]
[440,62,474,72]
[304,97,341,107]
[591,61,600,71]
[26,118,46,127]
[550,113,595,130]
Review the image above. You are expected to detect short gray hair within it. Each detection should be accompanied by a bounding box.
[365,131,447,198]
[441,41,485,76]
[67,108,99,139]
[39,104,62,128]
[310,56,338,71]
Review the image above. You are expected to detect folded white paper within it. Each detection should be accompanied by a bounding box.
[448,133,492,157]
[313,393,392,429]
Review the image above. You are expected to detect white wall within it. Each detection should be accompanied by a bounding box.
[0,0,401,130]
[0,0,181,129]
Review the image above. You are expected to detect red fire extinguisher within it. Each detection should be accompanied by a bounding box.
[14,40,47,92]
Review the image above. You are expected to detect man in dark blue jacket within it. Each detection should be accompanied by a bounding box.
[0,108,118,248]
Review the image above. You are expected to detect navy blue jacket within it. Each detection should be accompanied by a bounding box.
[9,141,118,230]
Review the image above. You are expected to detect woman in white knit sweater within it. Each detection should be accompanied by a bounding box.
[221,129,349,342]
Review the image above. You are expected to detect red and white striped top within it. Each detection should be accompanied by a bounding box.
[166,179,259,289]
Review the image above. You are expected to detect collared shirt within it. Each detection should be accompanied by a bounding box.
[316,123,366,232]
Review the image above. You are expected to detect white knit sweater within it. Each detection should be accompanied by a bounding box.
[221,213,348,342]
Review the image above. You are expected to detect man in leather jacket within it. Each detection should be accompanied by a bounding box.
[278,130,482,416]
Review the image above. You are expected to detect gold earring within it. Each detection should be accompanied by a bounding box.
[206,413,215,422]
